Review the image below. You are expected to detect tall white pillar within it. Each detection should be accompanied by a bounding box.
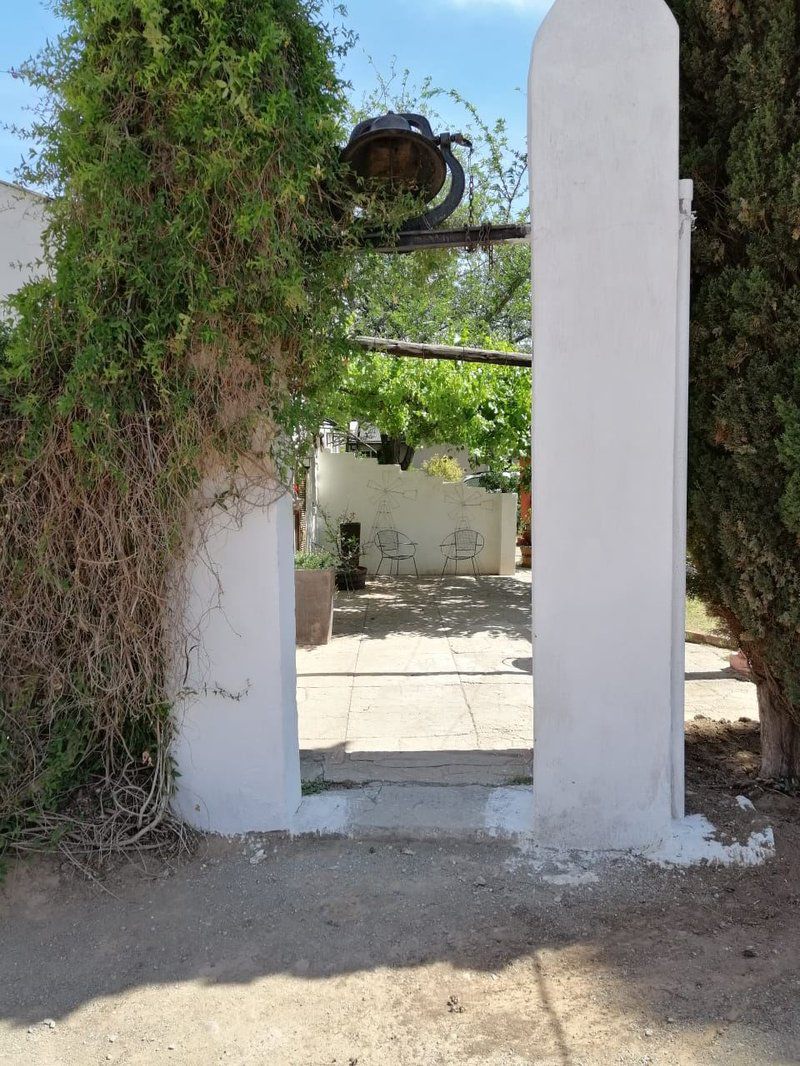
[172,486,301,834]
[529,0,681,849]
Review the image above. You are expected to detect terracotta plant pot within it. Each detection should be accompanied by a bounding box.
[294,568,335,646]
[520,545,532,568]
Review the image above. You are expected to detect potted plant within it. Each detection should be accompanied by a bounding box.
[517,512,532,569]
[321,509,367,592]
[339,517,361,564]
[294,551,336,646]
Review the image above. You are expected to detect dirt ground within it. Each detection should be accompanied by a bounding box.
[2,721,800,1066]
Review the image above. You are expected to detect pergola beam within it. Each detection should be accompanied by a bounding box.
[369,223,531,254]
[353,335,531,369]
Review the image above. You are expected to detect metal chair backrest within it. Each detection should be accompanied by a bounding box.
[454,528,480,554]
[376,529,401,552]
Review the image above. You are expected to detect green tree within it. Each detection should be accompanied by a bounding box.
[0,0,355,853]
[335,353,530,470]
[327,75,531,470]
[668,0,800,777]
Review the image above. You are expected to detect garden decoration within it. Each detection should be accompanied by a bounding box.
[363,471,418,555]
[342,112,472,231]
[443,482,489,532]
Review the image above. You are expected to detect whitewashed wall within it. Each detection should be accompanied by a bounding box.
[530,0,683,850]
[313,450,517,576]
[171,487,301,834]
[0,181,48,302]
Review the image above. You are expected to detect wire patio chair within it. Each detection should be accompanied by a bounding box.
[440,528,485,578]
[375,529,419,577]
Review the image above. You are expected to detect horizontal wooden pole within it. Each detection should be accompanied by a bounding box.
[353,335,532,369]
[368,223,531,254]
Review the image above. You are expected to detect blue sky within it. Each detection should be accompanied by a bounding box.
[0,0,553,184]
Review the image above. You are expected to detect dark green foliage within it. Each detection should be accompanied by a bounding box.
[668,0,800,743]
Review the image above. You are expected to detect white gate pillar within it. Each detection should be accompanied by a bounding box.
[172,486,301,834]
[530,0,682,849]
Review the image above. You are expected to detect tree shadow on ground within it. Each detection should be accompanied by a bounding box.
[332,575,533,644]
[2,779,800,1066]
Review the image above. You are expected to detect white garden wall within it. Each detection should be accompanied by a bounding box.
[312,450,518,577]
[171,487,301,834]
[0,181,48,302]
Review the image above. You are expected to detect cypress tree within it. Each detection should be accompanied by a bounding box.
[668,0,800,777]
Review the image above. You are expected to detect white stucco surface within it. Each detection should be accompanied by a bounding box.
[312,450,517,576]
[172,489,301,834]
[0,181,48,302]
[529,0,682,849]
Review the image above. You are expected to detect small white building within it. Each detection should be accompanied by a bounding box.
[0,179,49,303]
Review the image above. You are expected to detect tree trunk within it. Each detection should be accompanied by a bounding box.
[756,675,800,781]
[378,436,415,470]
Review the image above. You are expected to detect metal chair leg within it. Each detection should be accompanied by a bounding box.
[471,556,479,579]
[412,556,419,578]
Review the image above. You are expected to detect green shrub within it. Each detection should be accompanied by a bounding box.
[422,454,464,482]
[295,551,336,570]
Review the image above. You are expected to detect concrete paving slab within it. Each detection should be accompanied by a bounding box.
[347,671,463,689]
[297,577,758,788]
[462,680,532,710]
[452,657,533,684]
[296,686,351,715]
[347,700,474,742]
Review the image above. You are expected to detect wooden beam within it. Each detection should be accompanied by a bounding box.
[369,223,531,254]
[354,335,531,369]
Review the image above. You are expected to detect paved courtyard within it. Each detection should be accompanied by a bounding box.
[297,574,758,786]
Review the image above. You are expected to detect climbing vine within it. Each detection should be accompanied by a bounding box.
[0,0,362,859]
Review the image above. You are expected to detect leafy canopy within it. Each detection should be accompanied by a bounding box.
[327,74,532,470]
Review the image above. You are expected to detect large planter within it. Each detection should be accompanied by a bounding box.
[519,545,532,568]
[295,568,335,646]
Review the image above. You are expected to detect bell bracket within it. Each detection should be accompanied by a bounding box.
[342,111,472,231]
